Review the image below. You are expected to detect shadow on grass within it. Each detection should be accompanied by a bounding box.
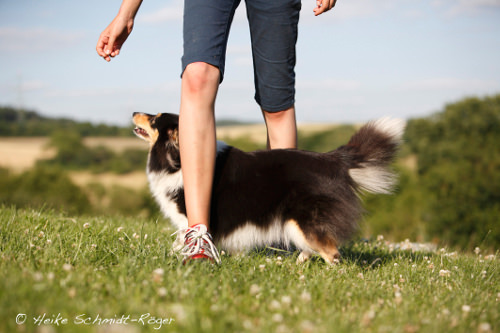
[248,238,437,270]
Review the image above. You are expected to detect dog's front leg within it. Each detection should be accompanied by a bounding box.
[296,250,312,264]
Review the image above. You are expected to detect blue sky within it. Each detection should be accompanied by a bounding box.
[1,0,499,125]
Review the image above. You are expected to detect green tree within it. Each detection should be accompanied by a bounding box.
[406,95,500,249]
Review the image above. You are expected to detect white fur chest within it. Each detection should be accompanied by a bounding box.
[147,169,188,230]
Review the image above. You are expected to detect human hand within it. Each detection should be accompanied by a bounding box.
[96,16,134,62]
[313,0,337,16]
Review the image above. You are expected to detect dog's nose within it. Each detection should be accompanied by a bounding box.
[133,112,140,117]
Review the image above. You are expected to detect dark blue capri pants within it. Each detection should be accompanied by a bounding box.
[182,0,301,112]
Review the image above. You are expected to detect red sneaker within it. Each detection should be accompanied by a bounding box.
[178,224,221,264]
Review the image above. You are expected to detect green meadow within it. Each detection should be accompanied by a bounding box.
[0,206,498,333]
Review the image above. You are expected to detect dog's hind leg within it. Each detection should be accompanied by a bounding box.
[284,220,340,265]
[310,237,341,265]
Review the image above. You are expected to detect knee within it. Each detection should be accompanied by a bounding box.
[182,62,220,95]
[263,107,296,125]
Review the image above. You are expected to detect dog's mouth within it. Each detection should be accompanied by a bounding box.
[134,126,149,139]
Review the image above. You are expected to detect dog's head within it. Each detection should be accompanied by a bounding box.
[133,112,179,146]
[133,112,180,172]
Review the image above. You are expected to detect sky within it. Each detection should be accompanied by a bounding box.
[1,0,499,126]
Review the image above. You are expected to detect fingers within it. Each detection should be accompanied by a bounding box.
[96,23,123,62]
[106,35,119,58]
[96,35,112,62]
[313,0,337,16]
[96,35,121,62]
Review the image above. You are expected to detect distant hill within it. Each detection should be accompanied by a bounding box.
[0,106,132,137]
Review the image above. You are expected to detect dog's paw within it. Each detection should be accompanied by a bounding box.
[296,251,312,264]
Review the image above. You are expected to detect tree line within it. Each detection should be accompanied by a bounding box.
[0,106,132,136]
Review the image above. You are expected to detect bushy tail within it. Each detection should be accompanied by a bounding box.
[342,117,405,194]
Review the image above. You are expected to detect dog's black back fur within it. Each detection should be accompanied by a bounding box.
[210,147,360,245]
[137,112,404,263]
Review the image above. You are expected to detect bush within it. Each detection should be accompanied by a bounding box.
[0,166,91,215]
[405,94,500,249]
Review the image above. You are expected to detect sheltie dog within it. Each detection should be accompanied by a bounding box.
[133,112,404,264]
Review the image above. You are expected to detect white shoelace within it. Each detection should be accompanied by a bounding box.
[172,225,221,264]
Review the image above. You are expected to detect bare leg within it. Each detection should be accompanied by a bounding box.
[179,62,220,229]
[262,106,297,149]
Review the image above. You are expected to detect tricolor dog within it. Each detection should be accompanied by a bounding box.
[133,112,404,264]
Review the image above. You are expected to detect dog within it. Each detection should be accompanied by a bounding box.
[133,112,404,264]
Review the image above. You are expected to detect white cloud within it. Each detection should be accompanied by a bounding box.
[432,0,500,16]
[400,77,499,91]
[0,27,84,52]
[138,0,183,24]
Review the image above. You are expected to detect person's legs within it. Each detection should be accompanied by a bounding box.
[246,0,301,150]
[262,106,297,149]
[178,0,240,263]
[179,62,220,229]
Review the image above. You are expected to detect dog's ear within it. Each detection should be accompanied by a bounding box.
[167,128,179,146]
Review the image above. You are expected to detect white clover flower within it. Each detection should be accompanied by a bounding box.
[33,272,43,282]
[116,226,124,232]
[478,322,492,333]
[249,284,261,296]
[68,287,77,298]
[281,296,292,305]
[153,268,164,277]
[157,287,167,297]
[462,305,471,313]
[259,264,266,271]
[300,291,311,303]
[269,300,281,311]
[474,247,481,255]
[62,263,73,271]
[83,223,90,229]
[394,291,403,304]
[439,270,451,277]
[272,314,283,323]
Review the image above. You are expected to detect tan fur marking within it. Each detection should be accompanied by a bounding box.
[133,113,159,146]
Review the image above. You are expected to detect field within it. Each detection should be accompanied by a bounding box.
[0,124,339,191]
[0,206,498,333]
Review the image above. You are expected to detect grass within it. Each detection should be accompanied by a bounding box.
[0,206,498,333]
